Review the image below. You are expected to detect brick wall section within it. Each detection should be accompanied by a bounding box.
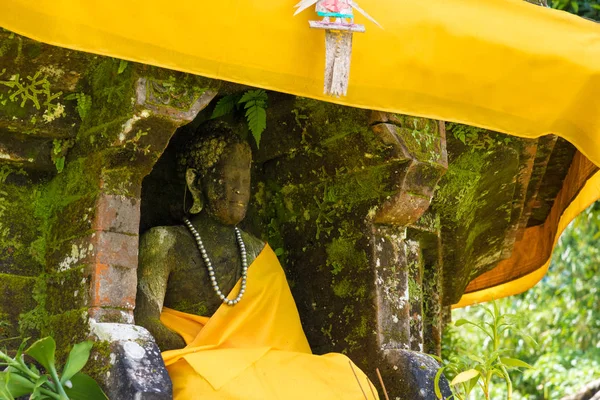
[88,195,140,323]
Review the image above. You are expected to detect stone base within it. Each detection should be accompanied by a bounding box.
[91,322,172,400]
[382,349,452,400]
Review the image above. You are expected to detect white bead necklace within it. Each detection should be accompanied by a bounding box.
[183,217,248,306]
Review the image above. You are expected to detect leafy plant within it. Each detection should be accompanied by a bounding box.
[451,202,600,399]
[550,0,600,20]
[434,301,535,399]
[51,139,74,173]
[211,89,268,148]
[63,93,92,121]
[0,337,107,400]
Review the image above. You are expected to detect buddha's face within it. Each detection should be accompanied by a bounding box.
[201,142,252,225]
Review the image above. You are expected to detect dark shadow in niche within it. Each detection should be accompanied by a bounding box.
[139,112,208,235]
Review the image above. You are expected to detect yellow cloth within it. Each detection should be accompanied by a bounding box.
[160,245,378,399]
[3,0,600,304]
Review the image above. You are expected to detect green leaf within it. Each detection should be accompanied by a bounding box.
[64,372,108,400]
[499,357,535,369]
[465,354,484,364]
[571,0,579,13]
[1,371,34,398]
[117,60,128,74]
[15,337,29,360]
[61,341,93,384]
[434,367,445,399]
[25,337,56,373]
[451,369,480,386]
[30,375,49,399]
[211,95,240,119]
[238,89,268,104]
[245,101,267,148]
[0,372,16,400]
[54,157,65,173]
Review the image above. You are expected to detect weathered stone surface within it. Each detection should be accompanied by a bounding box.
[91,322,172,400]
[94,194,141,235]
[94,231,138,269]
[381,349,452,399]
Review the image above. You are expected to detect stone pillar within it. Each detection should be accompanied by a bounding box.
[247,99,449,398]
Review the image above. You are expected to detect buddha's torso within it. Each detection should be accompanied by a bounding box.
[160,225,265,317]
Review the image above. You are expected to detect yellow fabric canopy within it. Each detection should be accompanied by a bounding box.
[2,0,600,305]
[160,245,378,399]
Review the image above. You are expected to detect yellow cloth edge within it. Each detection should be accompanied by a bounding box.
[454,169,600,308]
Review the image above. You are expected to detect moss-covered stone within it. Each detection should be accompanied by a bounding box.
[0,274,36,340]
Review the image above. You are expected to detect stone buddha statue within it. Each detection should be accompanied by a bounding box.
[135,122,378,400]
[135,122,265,351]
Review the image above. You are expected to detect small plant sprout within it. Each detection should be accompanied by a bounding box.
[434,301,536,400]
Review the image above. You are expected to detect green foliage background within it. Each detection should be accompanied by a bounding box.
[550,0,600,20]
[447,202,600,399]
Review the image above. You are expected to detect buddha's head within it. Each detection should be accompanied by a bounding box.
[179,121,252,225]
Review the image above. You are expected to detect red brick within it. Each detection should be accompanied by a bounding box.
[90,263,137,309]
[94,231,138,269]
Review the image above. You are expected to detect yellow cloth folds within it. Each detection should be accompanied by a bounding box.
[3,0,600,303]
[160,245,378,399]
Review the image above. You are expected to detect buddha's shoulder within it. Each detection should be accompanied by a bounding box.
[140,225,192,255]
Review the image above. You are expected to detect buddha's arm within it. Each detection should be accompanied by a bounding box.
[135,227,187,351]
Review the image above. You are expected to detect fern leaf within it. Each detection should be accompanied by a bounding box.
[117,60,129,74]
[211,95,239,119]
[245,102,267,148]
[239,89,268,105]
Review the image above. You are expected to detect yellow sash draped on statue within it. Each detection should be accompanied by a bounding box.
[160,245,378,400]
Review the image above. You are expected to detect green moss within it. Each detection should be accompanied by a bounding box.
[18,274,49,337]
[0,167,44,275]
[326,236,368,275]
[83,340,112,382]
[434,151,486,227]
[408,273,422,301]
[332,278,354,298]
[174,299,209,317]
[47,308,89,363]
[389,115,443,163]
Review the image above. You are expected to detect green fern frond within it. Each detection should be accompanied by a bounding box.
[210,90,268,147]
[238,89,268,104]
[211,94,240,119]
[245,104,267,148]
[239,90,268,148]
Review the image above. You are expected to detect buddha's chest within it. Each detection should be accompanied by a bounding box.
[163,249,242,316]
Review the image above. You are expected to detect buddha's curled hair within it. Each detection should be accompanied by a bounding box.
[178,121,245,178]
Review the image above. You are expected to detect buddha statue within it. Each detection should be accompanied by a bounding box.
[135,122,264,351]
[135,121,378,399]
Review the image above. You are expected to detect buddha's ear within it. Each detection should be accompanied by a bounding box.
[185,168,204,214]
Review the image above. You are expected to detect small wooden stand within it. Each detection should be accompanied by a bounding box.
[309,21,365,97]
